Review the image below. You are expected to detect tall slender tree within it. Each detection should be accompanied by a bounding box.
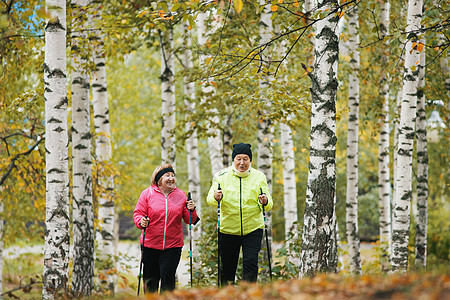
[197,11,224,175]
[258,0,274,274]
[345,3,362,275]
[280,120,298,254]
[160,18,176,166]
[258,0,274,192]
[300,0,340,276]
[278,25,298,260]
[378,0,392,273]
[71,0,94,295]
[415,37,427,268]
[91,0,115,291]
[43,0,69,298]
[391,0,424,272]
[183,21,202,241]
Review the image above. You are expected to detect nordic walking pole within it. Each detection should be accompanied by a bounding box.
[260,188,272,281]
[137,216,148,296]
[187,192,193,287]
[217,183,222,287]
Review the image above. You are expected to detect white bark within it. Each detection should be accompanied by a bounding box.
[197,12,223,174]
[378,0,392,273]
[223,114,233,167]
[392,0,423,273]
[258,0,274,192]
[281,122,298,241]
[345,4,361,275]
[91,1,115,291]
[160,24,176,166]
[300,0,339,276]
[415,38,427,268]
[43,1,69,298]
[258,0,274,277]
[183,21,202,249]
[71,0,94,295]
[393,90,401,205]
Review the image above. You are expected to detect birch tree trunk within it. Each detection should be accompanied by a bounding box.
[345,4,361,275]
[223,114,233,167]
[392,0,423,272]
[160,23,176,166]
[281,121,298,248]
[276,23,299,263]
[183,21,202,245]
[71,0,95,294]
[393,90,401,205]
[71,0,94,295]
[300,0,339,276]
[91,1,115,291]
[378,0,392,273]
[258,0,274,194]
[197,12,224,174]
[415,38,427,268]
[43,0,69,297]
[258,0,274,278]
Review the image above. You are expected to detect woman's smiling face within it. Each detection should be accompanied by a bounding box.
[159,172,176,190]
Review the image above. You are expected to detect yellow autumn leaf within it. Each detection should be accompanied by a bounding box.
[234,0,243,14]
[205,57,212,65]
[271,4,278,11]
[294,0,299,7]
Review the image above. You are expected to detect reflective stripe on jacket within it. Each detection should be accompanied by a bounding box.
[133,185,198,250]
[206,166,273,236]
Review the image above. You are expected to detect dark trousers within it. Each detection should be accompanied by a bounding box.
[143,247,182,293]
[219,229,263,285]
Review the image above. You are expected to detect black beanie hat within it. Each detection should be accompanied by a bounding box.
[232,143,252,161]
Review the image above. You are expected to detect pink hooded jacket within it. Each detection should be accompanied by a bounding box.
[133,185,199,250]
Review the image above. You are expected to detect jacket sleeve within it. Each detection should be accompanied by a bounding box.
[206,172,221,207]
[133,188,149,230]
[259,174,273,211]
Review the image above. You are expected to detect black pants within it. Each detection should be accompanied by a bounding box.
[219,229,263,285]
[143,247,182,293]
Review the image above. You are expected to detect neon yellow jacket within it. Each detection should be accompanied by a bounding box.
[206,166,273,236]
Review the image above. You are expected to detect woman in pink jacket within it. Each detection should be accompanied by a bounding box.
[133,164,199,293]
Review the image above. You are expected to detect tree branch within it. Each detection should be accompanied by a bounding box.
[0,135,44,186]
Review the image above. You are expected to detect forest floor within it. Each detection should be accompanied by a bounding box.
[2,242,449,299]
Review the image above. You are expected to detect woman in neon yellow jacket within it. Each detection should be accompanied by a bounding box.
[206,143,273,285]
